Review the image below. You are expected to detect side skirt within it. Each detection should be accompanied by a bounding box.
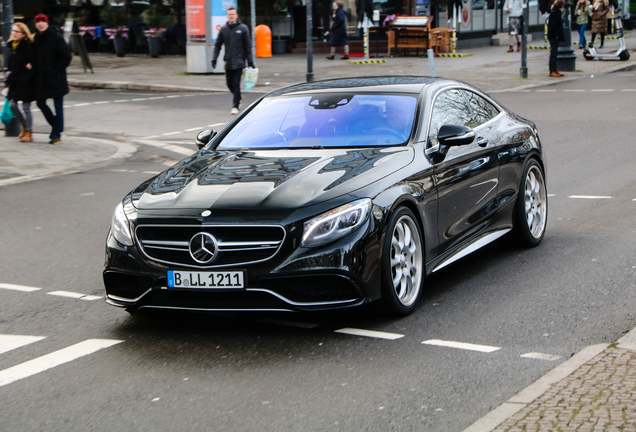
[431,228,511,273]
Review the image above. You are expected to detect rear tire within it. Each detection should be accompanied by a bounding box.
[513,159,547,247]
[619,49,630,61]
[381,207,424,316]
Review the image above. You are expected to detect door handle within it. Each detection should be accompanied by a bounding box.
[476,137,488,147]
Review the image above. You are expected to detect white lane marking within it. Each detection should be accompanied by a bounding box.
[0,339,123,387]
[621,89,636,92]
[591,89,614,92]
[258,319,319,329]
[422,339,501,353]
[139,135,160,140]
[0,283,41,292]
[161,131,183,136]
[148,96,164,100]
[569,195,612,199]
[335,328,404,340]
[81,192,94,196]
[563,89,585,92]
[185,127,205,132]
[547,194,556,197]
[93,101,111,104]
[143,171,161,174]
[47,291,102,301]
[132,98,148,101]
[73,103,91,107]
[536,90,557,92]
[521,352,562,361]
[113,99,130,103]
[0,335,46,355]
[167,95,181,98]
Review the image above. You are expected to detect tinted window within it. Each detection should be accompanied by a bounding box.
[428,89,471,147]
[217,94,418,149]
[460,90,500,128]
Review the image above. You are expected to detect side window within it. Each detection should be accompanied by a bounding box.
[461,90,500,128]
[428,89,471,147]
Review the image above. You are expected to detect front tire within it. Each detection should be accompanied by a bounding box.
[513,159,547,247]
[381,207,424,316]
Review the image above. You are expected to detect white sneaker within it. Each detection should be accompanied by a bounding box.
[230,107,239,115]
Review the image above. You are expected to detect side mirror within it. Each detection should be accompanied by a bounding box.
[437,124,476,147]
[195,129,217,149]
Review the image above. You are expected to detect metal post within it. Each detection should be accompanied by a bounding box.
[520,1,528,78]
[363,18,369,59]
[556,0,576,71]
[250,0,256,60]
[306,0,314,82]
[452,6,457,53]
[2,0,20,137]
[2,0,14,70]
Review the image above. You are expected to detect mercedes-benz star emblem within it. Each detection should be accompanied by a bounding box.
[189,232,218,264]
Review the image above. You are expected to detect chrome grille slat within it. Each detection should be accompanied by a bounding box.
[135,224,286,268]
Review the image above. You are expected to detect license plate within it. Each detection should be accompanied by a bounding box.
[167,270,244,289]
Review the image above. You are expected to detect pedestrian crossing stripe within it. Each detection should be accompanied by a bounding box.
[437,53,473,57]
[0,338,123,387]
[346,59,387,64]
[528,46,549,49]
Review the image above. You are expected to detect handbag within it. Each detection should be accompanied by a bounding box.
[1,98,14,126]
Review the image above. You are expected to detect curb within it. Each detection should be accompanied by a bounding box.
[462,343,610,432]
[0,136,137,187]
[488,58,636,93]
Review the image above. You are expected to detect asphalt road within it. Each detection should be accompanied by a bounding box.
[1,72,635,431]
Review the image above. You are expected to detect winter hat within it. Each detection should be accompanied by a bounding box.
[34,14,49,23]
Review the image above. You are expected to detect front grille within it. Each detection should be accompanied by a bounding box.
[141,289,291,310]
[135,224,286,268]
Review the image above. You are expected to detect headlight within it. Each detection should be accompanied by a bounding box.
[301,199,372,247]
[111,202,134,246]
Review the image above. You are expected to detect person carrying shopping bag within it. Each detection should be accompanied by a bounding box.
[6,22,36,142]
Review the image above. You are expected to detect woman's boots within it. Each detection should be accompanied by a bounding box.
[18,125,32,142]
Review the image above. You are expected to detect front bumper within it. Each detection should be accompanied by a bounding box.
[103,218,382,312]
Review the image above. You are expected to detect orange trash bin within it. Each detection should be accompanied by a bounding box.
[255,24,272,58]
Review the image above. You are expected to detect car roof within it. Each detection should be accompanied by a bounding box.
[265,76,447,97]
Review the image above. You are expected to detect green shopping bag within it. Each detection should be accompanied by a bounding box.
[1,98,13,126]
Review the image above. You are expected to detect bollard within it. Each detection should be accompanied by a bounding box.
[427,49,436,76]
[4,118,21,137]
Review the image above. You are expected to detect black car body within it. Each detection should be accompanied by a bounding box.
[104,77,547,316]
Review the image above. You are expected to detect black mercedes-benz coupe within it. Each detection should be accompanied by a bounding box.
[104,76,547,316]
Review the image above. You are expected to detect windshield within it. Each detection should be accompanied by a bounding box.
[217,94,418,149]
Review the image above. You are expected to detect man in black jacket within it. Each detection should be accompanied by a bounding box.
[547,0,565,77]
[211,7,254,115]
[33,14,72,144]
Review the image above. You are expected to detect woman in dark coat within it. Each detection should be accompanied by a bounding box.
[589,0,609,48]
[326,1,349,60]
[547,0,565,77]
[6,22,36,142]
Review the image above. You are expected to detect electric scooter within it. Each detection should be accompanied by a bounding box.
[583,6,631,61]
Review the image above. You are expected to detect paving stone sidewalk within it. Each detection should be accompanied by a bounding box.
[494,347,636,431]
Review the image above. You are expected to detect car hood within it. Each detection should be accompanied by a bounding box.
[133,147,413,210]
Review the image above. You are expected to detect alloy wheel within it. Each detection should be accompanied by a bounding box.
[389,215,423,307]
[524,165,547,239]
